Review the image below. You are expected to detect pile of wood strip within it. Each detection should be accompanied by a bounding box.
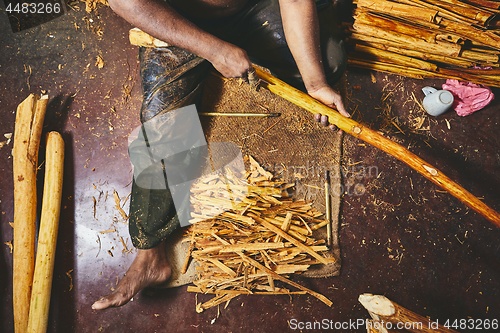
[185,156,334,312]
[348,0,500,87]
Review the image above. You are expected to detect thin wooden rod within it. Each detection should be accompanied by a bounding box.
[254,67,500,227]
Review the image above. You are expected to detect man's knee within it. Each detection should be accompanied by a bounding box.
[139,47,208,122]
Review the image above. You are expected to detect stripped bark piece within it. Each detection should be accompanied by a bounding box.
[113,190,128,219]
[185,156,333,312]
[13,94,48,333]
[249,213,334,265]
[274,212,293,242]
[237,252,332,307]
[129,28,169,47]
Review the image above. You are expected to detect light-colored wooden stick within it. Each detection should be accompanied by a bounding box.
[129,27,169,48]
[248,212,334,264]
[274,212,293,242]
[181,230,195,274]
[13,94,48,333]
[359,293,459,333]
[199,112,280,117]
[349,35,475,68]
[353,11,439,44]
[253,67,500,228]
[237,252,333,307]
[325,171,332,248]
[187,286,307,295]
[27,132,65,333]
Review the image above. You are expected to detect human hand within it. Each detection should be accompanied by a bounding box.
[210,43,252,79]
[308,86,350,130]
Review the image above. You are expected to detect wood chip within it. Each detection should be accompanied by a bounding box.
[113,190,129,220]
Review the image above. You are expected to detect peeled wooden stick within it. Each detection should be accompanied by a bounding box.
[253,67,500,228]
[13,94,48,333]
[27,132,64,333]
[128,28,169,47]
[129,28,169,48]
[359,293,458,333]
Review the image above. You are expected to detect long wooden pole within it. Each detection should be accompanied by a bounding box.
[27,132,64,333]
[13,94,48,333]
[253,67,500,227]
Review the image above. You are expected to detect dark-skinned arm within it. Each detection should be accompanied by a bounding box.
[107,0,252,78]
[278,0,349,118]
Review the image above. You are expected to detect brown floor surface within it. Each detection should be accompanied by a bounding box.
[1,3,499,333]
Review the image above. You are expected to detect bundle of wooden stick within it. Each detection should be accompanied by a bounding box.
[348,0,500,87]
[184,156,334,312]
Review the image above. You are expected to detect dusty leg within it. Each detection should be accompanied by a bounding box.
[91,241,171,310]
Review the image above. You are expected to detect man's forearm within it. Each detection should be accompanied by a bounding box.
[278,0,328,92]
[108,0,225,62]
[108,0,251,77]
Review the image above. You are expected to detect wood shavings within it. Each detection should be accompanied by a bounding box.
[95,54,105,69]
[186,156,333,312]
[67,1,80,11]
[66,269,74,291]
[0,133,12,149]
[411,116,426,131]
[99,227,116,234]
[92,196,97,219]
[81,0,108,13]
[24,64,32,90]
[96,234,101,257]
[4,241,13,253]
[113,190,129,220]
[120,236,132,254]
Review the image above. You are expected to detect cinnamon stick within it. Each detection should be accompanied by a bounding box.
[12,94,48,333]
[27,132,64,333]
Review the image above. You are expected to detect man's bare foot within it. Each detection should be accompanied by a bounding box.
[92,242,171,310]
